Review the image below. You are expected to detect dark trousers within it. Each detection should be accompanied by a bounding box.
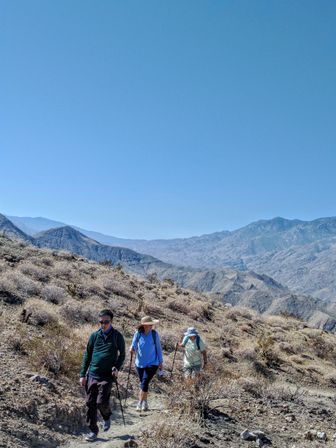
[136,365,158,392]
[85,376,113,434]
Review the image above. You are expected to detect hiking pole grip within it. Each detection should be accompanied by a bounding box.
[124,351,133,407]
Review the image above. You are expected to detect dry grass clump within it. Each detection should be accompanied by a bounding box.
[188,301,213,321]
[1,272,40,299]
[143,301,166,318]
[225,306,255,321]
[306,331,336,361]
[59,299,98,324]
[237,377,306,404]
[40,284,69,304]
[256,333,281,366]
[99,275,136,300]
[278,341,295,354]
[167,299,190,315]
[159,329,179,352]
[18,262,50,282]
[54,261,76,279]
[166,365,226,422]
[140,416,198,448]
[24,299,58,326]
[25,323,84,378]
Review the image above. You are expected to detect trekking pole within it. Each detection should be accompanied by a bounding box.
[171,342,178,377]
[124,351,133,407]
[115,379,126,426]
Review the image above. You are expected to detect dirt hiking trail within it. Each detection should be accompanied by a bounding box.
[63,395,166,448]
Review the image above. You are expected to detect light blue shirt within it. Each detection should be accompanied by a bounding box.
[131,330,163,368]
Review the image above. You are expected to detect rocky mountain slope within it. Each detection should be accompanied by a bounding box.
[2,236,336,447]
[2,214,336,329]
[10,215,336,301]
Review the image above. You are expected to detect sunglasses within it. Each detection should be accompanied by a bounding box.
[99,320,111,325]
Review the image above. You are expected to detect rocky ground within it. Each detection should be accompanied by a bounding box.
[1,236,336,447]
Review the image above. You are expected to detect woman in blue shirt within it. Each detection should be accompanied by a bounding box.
[130,315,163,411]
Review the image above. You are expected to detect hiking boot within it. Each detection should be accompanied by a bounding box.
[142,400,149,411]
[102,418,111,431]
[85,432,97,442]
[136,401,142,411]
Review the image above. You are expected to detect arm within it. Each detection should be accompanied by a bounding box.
[79,333,95,385]
[179,336,188,350]
[130,331,138,354]
[115,332,126,371]
[155,332,164,368]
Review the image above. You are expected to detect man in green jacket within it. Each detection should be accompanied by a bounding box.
[80,309,125,442]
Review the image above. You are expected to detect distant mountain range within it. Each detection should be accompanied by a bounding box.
[8,214,336,301]
[2,213,336,330]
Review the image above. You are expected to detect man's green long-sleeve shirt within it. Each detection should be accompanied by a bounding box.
[80,327,125,380]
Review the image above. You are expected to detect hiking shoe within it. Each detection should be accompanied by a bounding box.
[136,401,142,411]
[142,400,149,411]
[85,432,97,442]
[102,418,111,431]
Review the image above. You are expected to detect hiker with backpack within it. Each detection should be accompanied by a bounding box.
[80,309,125,442]
[179,327,207,378]
[129,315,163,411]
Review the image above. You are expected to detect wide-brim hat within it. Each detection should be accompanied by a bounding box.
[139,315,159,326]
[184,326,198,337]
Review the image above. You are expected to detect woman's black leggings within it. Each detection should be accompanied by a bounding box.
[136,365,158,392]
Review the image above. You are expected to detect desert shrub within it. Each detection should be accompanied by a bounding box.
[143,302,165,318]
[167,299,190,315]
[159,329,179,352]
[83,280,105,297]
[39,256,54,267]
[307,332,335,360]
[19,262,49,282]
[325,373,336,387]
[140,417,198,448]
[25,323,84,378]
[2,272,40,298]
[147,272,159,284]
[278,341,295,354]
[99,259,113,267]
[66,282,85,299]
[54,261,75,279]
[163,278,175,286]
[289,355,305,365]
[58,250,76,261]
[0,276,23,304]
[188,302,212,321]
[40,284,68,304]
[225,307,254,322]
[59,300,98,324]
[256,334,280,366]
[237,348,258,363]
[238,377,264,398]
[5,322,29,353]
[24,299,58,326]
[99,276,136,300]
[166,366,226,422]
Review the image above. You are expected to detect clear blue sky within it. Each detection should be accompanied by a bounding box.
[1,1,335,238]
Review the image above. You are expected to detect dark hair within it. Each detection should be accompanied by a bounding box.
[138,325,145,333]
[99,309,114,320]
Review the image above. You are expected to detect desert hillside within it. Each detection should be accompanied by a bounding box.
[1,235,336,447]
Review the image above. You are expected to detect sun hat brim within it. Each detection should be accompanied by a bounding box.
[142,320,159,325]
[184,331,198,336]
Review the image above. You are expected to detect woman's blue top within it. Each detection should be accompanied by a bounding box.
[131,329,163,368]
